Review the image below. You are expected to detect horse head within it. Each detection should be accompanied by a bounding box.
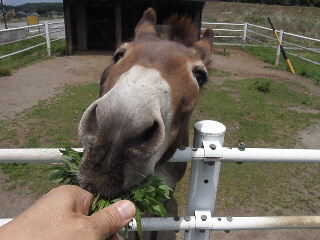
[79,8,213,198]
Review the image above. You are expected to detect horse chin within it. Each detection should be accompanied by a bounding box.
[78,150,157,199]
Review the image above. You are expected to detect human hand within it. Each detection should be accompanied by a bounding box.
[0,185,136,240]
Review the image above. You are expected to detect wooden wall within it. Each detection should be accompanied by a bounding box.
[63,0,205,54]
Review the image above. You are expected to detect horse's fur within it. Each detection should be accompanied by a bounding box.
[79,8,213,240]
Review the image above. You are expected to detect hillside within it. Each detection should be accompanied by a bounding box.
[14,3,63,15]
[203,1,320,38]
[218,0,320,7]
[9,0,62,6]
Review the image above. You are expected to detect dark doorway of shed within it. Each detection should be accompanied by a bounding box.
[121,1,152,43]
[87,1,115,50]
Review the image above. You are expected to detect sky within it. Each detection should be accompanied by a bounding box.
[7,0,62,6]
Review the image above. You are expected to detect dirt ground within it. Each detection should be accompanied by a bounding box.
[0,54,111,121]
[1,49,320,239]
[0,54,112,218]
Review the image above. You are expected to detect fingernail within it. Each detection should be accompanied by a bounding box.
[116,200,136,221]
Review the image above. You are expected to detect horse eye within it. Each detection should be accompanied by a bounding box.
[113,49,126,63]
[192,67,208,87]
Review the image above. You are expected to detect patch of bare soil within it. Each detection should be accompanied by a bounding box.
[0,54,111,120]
[288,106,320,114]
[211,48,320,96]
[0,54,112,218]
[296,122,320,149]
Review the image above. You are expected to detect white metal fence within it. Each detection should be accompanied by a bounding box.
[202,21,320,67]
[1,20,319,68]
[1,120,320,240]
[0,20,65,60]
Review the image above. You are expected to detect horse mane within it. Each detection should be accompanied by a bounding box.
[167,16,199,47]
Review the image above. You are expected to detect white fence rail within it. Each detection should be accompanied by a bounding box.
[202,21,320,67]
[0,20,65,60]
[1,120,320,240]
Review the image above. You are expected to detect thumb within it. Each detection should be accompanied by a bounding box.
[90,200,136,238]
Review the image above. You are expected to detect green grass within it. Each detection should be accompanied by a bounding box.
[203,2,320,39]
[177,76,320,215]
[1,69,320,215]
[0,37,66,76]
[244,46,320,84]
[0,83,99,193]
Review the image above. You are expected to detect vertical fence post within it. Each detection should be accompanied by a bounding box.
[242,22,248,43]
[44,21,51,57]
[185,120,226,240]
[275,29,284,66]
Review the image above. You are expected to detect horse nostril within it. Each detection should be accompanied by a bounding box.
[127,120,160,148]
[139,121,159,142]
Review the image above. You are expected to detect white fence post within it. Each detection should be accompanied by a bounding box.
[275,29,284,66]
[44,21,51,57]
[185,121,225,240]
[243,22,248,42]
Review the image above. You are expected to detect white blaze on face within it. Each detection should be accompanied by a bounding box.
[80,65,174,189]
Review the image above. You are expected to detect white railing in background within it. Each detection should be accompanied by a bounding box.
[202,21,320,67]
[1,120,320,240]
[1,20,318,68]
[0,20,65,60]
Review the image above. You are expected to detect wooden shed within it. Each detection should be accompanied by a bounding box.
[63,0,207,54]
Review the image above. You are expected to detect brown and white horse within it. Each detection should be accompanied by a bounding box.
[78,8,213,240]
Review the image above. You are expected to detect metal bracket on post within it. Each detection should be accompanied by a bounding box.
[275,29,284,66]
[185,120,226,240]
[44,21,51,57]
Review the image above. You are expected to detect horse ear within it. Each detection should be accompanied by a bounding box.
[135,8,158,40]
[193,29,214,66]
[168,16,199,47]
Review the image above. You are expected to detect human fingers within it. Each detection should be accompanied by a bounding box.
[90,200,136,238]
[39,185,94,215]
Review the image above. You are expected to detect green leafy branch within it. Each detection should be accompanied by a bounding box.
[49,148,173,239]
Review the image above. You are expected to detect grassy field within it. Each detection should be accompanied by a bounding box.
[244,46,320,84]
[0,83,98,194]
[1,65,320,214]
[203,2,320,39]
[175,74,320,216]
[0,37,65,77]
[196,77,320,215]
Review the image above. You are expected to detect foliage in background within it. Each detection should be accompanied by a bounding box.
[8,3,64,16]
[252,78,271,93]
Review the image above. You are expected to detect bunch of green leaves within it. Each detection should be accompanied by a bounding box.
[49,147,82,185]
[50,148,173,239]
[90,177,172,240]
[91,176,172,217]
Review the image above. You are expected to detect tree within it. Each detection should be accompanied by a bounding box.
[1,0,8,29]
